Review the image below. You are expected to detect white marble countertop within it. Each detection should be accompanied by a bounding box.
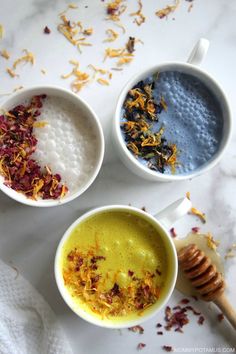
[0,1,236,353]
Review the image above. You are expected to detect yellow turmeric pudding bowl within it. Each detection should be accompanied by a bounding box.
[54,205,177,328]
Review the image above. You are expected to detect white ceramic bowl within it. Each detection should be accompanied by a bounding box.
[113,39,232,181]
[54,203,182,329]
[0,86,104,207]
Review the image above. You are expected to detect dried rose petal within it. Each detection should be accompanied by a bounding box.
[170,227,177,238]
[0,95,68,200]
[44,26,51,34]
[137,343,146,350]
[185,305,201,316]
[217,313,224,322]
[198,315,205,325]
[192,226,200,233]
[128,325,144,334]
[180,298,190,304]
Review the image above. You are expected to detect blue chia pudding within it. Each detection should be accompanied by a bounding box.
[120,71,223,175]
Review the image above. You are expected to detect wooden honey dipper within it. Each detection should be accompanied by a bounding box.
[178,243,236,329]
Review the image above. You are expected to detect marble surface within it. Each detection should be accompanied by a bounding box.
[0,0,236,353]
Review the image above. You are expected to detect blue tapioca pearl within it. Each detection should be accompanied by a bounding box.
[187,162,195,171]
[175,112,183,121]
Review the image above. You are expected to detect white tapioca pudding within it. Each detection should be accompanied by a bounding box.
[33,96,99,195]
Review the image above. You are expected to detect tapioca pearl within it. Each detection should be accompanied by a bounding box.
[69,169,78,180]
[100,246,109,254]
[70,160,78,169]
[187,153,193,161]
[126,239,134,248]
[113,240,121,248]
[175,112,183,121]
[45,140,56,150]
[63,145,74,155]
[135,249,146,261]
[208,145,217,154]
[146,257,156,269]
[164,82,171,90]
[205,152,212,160]
[186,162,195,171]
[117,272,129,287]
[55,128,64,137]
[210,120,217,128]
[46,150,59,161]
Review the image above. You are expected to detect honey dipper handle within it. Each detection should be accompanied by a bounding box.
[214,293,236,330]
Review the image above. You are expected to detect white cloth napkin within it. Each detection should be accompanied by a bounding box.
[0,259,73,354]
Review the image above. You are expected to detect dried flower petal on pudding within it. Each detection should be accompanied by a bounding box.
[0,95,68,200]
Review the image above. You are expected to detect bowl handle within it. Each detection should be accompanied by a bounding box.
[187,38,210,66]
[154,197,192,229]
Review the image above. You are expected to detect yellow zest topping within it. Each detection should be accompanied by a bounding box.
[58,15,92,52]
[127,142,139,155]
[58,15,78,45]
[59,3,78,16]
[104,28,119,42]
[190,207,206,224]
[117,56,133,66]
[13,49,35,69]
[33,121,48,128]
[104,47,125,59]
[168,144,178,174]
[63,247,161,318]
[88,64,108,75]
[1,49,10,59]
[104,47,134,66]
[106,0,126,33]
[77,39,92,53]
[61,60,90,92]
[83,28,93,35]
[60,184,68,198]
[130,0,145,26]
[113,21,126,33]
[0,24,4,39]
[186,191,191,200]
[106,0,126,21]
[160,96,168,111]
[6,49,35,78]
[6,68,18,78]
[205,233,220,251]
[32,179,44,200]
[126,89,147,110]
[141,128,165,147]
[88,65,112,83]
[225,244,236,259]
[68,3,78,9]
[97,78,110,86]
[156,0,180,19]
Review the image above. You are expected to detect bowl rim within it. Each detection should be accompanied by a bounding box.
[114,61,233,181]
[54,204,178,328]
[0,85,105,207]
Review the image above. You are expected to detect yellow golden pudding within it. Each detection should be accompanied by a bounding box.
[60,210,173,323]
